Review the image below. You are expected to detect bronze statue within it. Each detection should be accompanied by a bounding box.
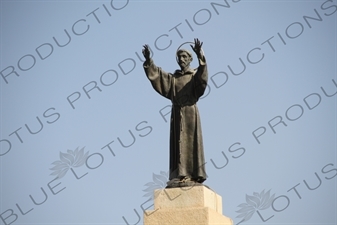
[142,38,208,188]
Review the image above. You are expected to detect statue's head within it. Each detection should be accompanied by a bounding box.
[176,49,193,70]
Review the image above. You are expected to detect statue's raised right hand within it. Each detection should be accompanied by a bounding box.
[142,44,151,60]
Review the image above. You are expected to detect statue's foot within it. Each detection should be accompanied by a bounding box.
[180,176,192,182]
[166,177,204,188]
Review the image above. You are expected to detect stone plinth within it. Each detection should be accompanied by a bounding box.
[144,186,233,225]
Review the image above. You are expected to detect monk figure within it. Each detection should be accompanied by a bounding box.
[142,38,208,188]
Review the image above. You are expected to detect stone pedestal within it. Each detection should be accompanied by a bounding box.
[144,185,233,225]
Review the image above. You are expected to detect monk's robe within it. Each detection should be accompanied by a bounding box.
[144,55,208,183]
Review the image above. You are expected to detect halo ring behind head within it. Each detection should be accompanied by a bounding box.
[176,41,205,64]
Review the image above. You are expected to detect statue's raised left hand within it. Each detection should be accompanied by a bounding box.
[190,38,203,58]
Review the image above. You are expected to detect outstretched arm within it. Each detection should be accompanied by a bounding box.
[191,38,208,98]
[142,44,172,99]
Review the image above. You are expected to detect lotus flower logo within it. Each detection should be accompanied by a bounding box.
[236,189,275,224]
[50,147,89,179]
[142,171,169,200]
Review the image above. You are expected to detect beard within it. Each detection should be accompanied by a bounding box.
[179,61,190,70]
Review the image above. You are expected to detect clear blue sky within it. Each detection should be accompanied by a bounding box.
[1,0,336,224]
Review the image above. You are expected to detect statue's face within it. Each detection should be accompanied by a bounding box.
[177,52,192,69]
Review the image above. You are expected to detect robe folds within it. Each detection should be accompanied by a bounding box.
[144,56,208,182]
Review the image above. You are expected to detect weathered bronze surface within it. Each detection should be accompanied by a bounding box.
[142,39,208,188]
